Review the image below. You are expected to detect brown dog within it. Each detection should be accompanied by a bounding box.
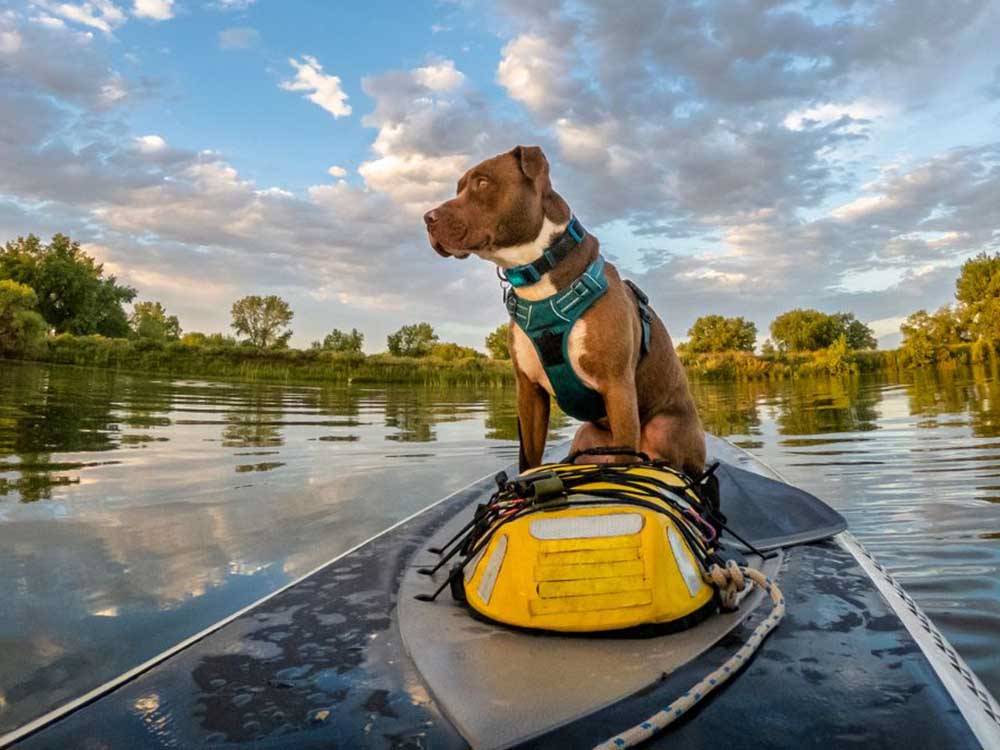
[424,145,705,475]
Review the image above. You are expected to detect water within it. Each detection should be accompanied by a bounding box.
[691,364,1000,699]
[1,360,998,734]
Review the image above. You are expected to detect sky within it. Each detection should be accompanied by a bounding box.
[1,0,999,351]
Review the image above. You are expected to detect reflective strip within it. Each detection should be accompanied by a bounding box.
[668,527,703,598]
[464,544,486,584]
[536,560,644,582]
[537,576,647,598]
[538,536,640,553]
[477,535,507,604]
[529,589,652,615]
[529,513,644,540]
[538,547,640,565]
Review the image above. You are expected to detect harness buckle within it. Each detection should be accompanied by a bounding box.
[504,289,519,317]
[512,471,565,503]
[505,265,542,287]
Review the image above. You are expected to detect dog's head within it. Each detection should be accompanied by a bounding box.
[423,145,570,259]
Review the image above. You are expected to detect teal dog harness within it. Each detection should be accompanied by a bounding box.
[504,219,652,423]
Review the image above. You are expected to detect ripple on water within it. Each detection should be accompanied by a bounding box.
[692,364,1000,699]
[0,360,576,736]
[1,360,999,735]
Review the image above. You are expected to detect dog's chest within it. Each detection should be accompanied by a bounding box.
[511,320,598,396]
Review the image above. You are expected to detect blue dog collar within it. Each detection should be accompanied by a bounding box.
[503,216,586,288]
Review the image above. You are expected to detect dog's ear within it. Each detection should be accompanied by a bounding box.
[511,145,549,183]
[512,144,568,222]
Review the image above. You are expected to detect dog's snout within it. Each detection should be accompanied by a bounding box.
[423,209,439,227]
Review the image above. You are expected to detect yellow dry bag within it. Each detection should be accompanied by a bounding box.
[454,460,722,633]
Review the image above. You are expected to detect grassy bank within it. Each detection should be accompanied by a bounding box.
[5,333,514,386]
[5,332,998,386]
[680,340,999,381]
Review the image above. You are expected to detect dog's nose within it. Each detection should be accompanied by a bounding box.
[423,209,439,227]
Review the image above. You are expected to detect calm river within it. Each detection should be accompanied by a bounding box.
[1,360,998,734]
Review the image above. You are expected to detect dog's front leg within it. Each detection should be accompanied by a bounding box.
[602,377,641,458]
[516,373,550,472]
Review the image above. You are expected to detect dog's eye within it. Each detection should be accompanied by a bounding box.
[475,177,489,191]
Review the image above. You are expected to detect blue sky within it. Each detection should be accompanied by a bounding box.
[117,1,504,191]
[2,0,999,350]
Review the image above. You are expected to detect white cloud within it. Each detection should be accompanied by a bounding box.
[358,152,470,212]
[218,25,258,49]
[784,100,888,131]
[33,1,126,33]
[98,74,128,105]
[355,59,523,214]
[212,0,255,8]
[677,268,749,287]
[133,134,167,153]
[867,316,907,338]
[30,14,66,29]
[3,0,999,351]
[831,194,895,221]
[412,59,464,91]
[132,0,173,21]
[280,55,351,118]
[497,34,569,114]
[0,29,22,53]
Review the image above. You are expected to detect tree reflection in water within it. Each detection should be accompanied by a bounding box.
[0,359,998,734]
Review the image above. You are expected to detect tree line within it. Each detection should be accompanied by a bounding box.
[478,307,878,361]
[3,233,998,374]
[480,253,1000,370]
[678,309,877,355]
[0,234,480,361]
[896,253,1000,366]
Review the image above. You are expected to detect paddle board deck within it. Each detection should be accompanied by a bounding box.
[4,437,998,749]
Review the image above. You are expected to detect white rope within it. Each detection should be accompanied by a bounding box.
[593,565,785,750]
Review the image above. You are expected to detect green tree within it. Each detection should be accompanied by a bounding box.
[0,280,47,358]
[955,252,1000,342]
[485,323,511,359]
[770,309,876,351]
[321,328,364,353]
[931,305,965,344]
[0,234,136,336]
[898,306,966,366]
[685,315,757,353]
[182,332,236,347]
[834,313,878,350]
[181,332,209,346]
[429,342,483,361]
[899,310,939,366]
[387,322,438,357]
[230,295,294,349]
[129,301,181,342]
[770,309,840,351]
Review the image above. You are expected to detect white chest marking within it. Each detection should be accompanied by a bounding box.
[491,217,567,300]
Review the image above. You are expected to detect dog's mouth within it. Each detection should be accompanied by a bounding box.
[428,228,486,260]
[430,238,451,258]
[430,241,470,260]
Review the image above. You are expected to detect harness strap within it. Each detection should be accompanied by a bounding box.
[625,279,653,355]
[505,255,607,327]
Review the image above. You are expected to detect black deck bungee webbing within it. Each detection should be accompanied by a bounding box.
[416,452,727,602]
